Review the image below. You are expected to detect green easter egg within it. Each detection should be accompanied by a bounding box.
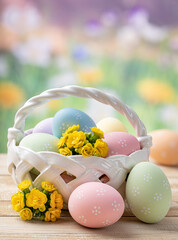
[19,133,59,153]
[126,162,172,223]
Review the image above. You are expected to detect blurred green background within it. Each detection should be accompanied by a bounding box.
[0,0,178,153]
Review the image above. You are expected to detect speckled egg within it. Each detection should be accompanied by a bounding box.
[104,132,140,156]
[68,182,125,228]
[19,133,59,152]
[52,108,96,138]
[149,129,178,166]
[33,118,53,135]
[97,117,128,133]
[126,162,172,223]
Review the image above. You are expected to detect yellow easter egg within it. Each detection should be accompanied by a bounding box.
[149,129,178,166]
[97,117,127,133]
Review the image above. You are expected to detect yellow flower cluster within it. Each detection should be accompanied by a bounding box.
[18,180,31,191]
[41,181,56,192]
[26,189,47,209]
[137,79,176,104]
[0,82,25,109]
[11,192,25,212]
[11,180,63,222]
[57,125,109,157]
[94,139,109,158]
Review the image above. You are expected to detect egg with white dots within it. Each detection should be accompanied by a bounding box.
[52,108,96,138]
[19,133,59,153]
[149,129,178,166]
[68,182,125,228]
[126,162,172,223]
[104,132,140,156]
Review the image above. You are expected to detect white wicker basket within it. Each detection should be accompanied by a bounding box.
[7,85,152,207]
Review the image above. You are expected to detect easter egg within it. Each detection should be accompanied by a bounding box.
[52,108,96,138]
[149,129,178,166]
[33,118,53,135]
[25,128,33,136]
[126,162,172,223]
[19,133,59,152]
[104,132,140,156]
[97,117,127,133]
[68,182,125,228]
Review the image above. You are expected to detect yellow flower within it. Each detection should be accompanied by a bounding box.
[0,82,25,109]
[18,180,31,191]
[45,208,61,222]
[41,181,56,192]
[137,79,175,104]
[91,127,104,139]
[94,139,109,157]
[20,208,33,221]
[26,189,47,209]
[39,205,46,212]
[11,192,25,212]
[57,135,68,148]
[59,147,72,156]
[50,190,63,209]
[67,131,86,148]
[47,99,62,111]
[78,67,103,84]
[80,143,94,157]
[63,125,79,135]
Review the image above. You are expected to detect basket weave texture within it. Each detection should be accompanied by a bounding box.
[7,85,152,206]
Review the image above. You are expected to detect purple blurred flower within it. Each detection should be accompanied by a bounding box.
[101,10,118,27]
[72,45,90,62]
[84,19,104,37]
[128,8,168,43]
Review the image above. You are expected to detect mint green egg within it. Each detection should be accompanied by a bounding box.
[19,133,59,152]
[126,162,172,223]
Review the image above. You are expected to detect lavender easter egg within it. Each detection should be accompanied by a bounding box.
[25,128,33,136]
[52,108,96,138]
[33,118,53,135]
[104,132,140,156]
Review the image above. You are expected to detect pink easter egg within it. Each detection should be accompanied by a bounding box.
[68,182,125,228]
[33,118,53,135]
[104,132,140,156]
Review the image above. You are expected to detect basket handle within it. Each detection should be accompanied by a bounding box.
[8,85,149,144]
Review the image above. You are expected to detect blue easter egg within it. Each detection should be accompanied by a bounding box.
[52,108,96,138]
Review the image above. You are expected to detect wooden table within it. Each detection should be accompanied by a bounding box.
[0,154,178,240]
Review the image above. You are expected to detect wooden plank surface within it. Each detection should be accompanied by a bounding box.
[0,154,178,240]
